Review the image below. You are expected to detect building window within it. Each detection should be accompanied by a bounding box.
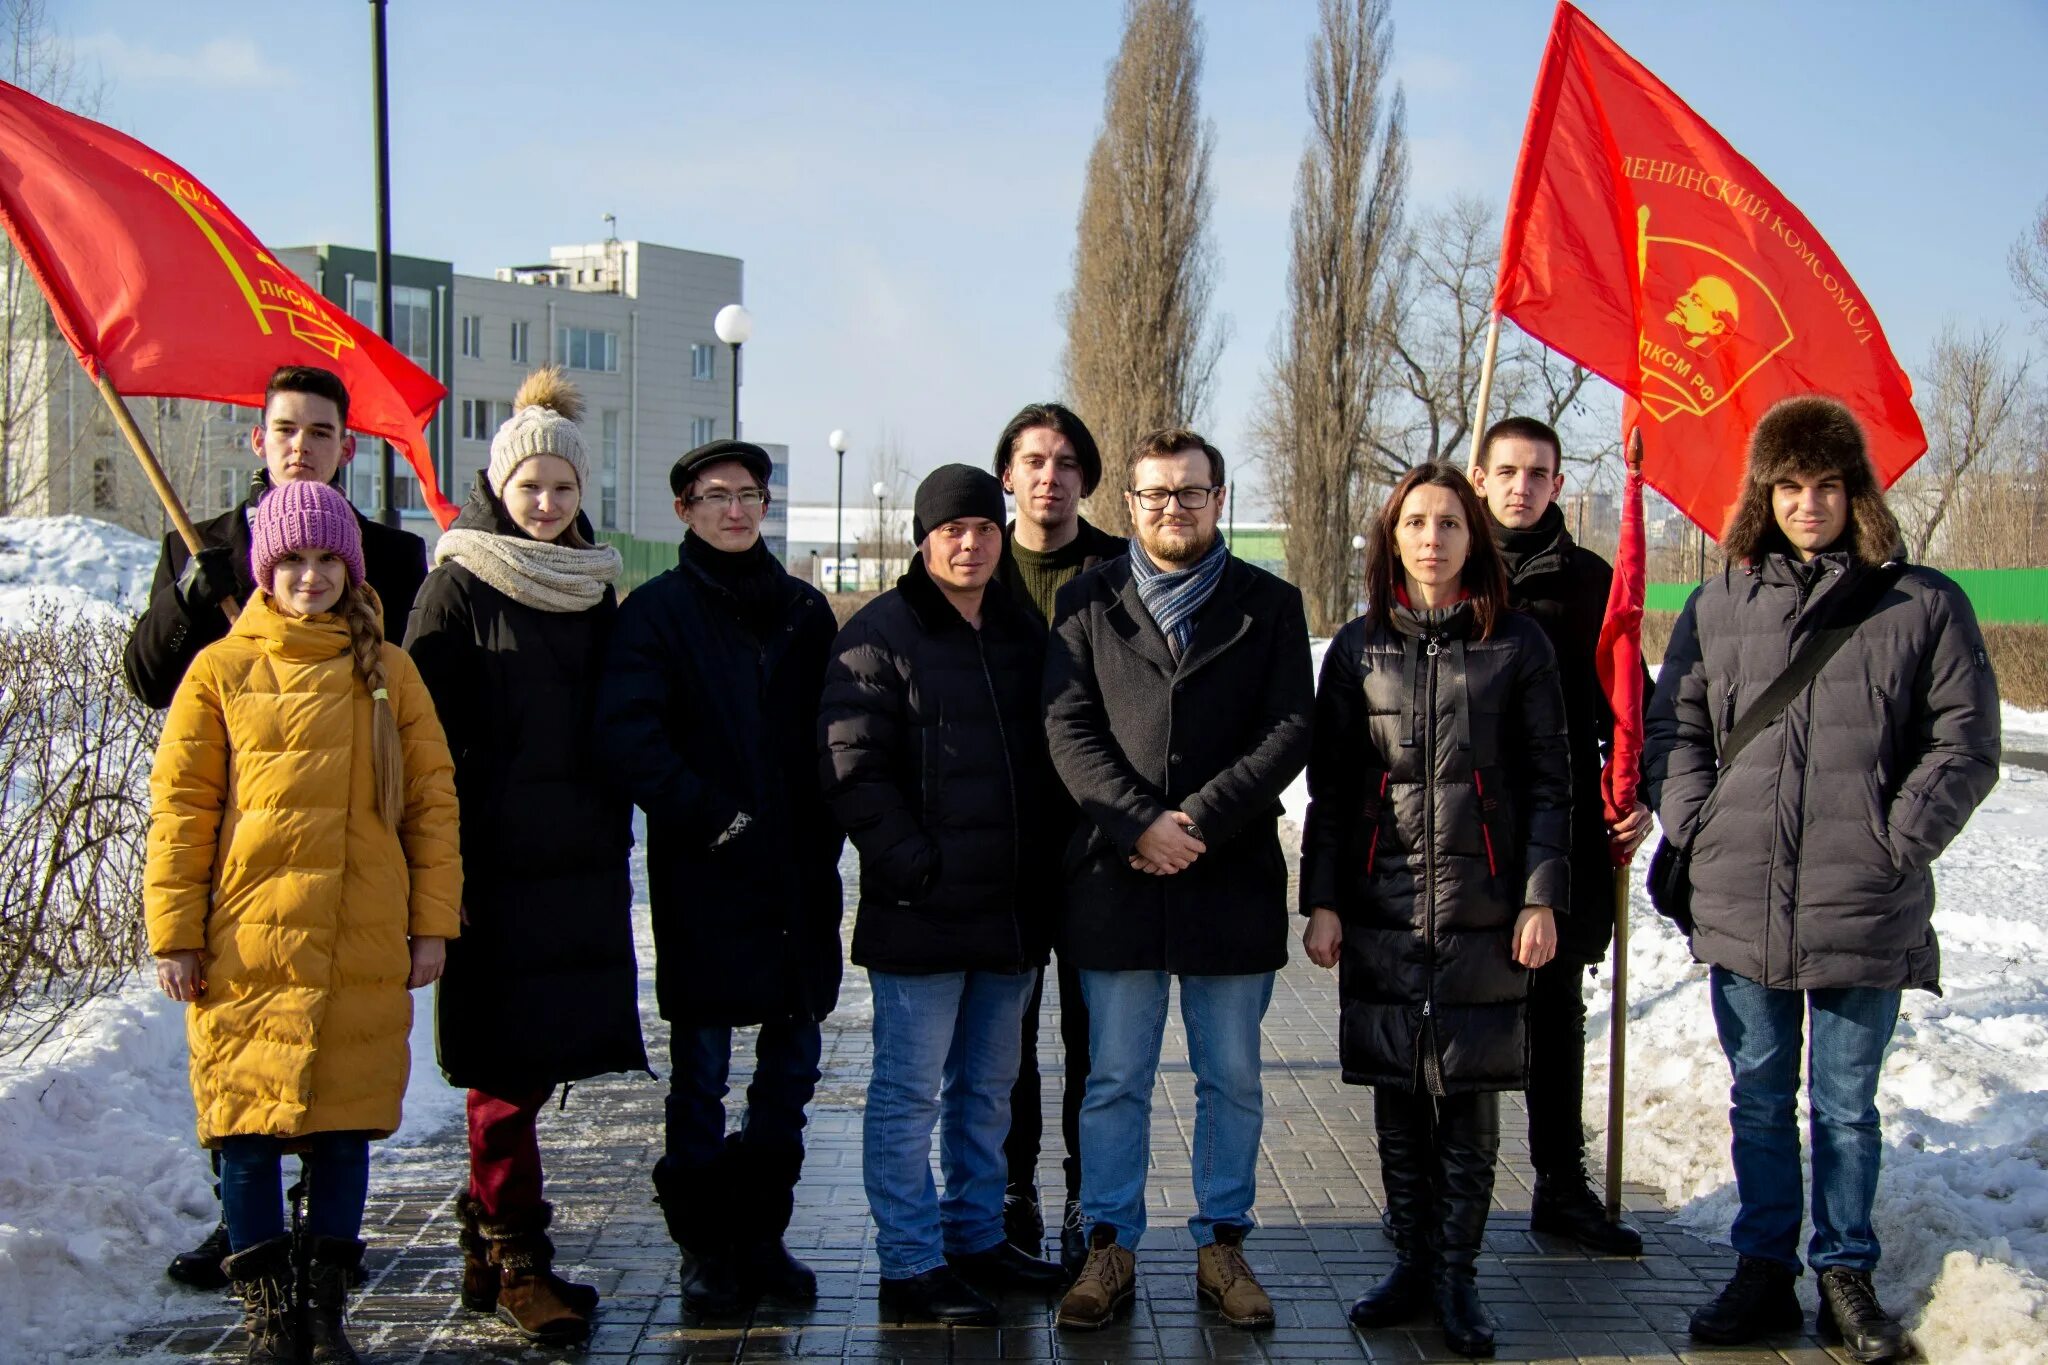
[689,415,716,447]
[600,410,621,531]
[349,280,434,364]
[214,402,238,420]
[555,325,618,373]
[510,319,530,364]
[215,465,245,513]
[691,343,715,381]
[459,314,483,358]
[461,397,510,441]
[153,397,180,421]
[91,455,116,510]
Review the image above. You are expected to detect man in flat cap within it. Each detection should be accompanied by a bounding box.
[595,440,846,1315]
[820,464,1070,1325]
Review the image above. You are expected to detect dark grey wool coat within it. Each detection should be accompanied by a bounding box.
[1644,549,2000,992]
[1043,554,1313,976]
[1300,602,1572,1093]
[404,481,647,1092]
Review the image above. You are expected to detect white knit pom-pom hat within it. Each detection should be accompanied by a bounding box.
[487,365,589,496]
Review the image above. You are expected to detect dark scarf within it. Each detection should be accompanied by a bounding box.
[1492,503,1566,581]
[1128,533,1228,659]
[683,532,787,638]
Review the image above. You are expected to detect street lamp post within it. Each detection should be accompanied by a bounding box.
[369,0,398,528]
[872,480,889,591]
[713,303,752,440]
[829,429,849,593]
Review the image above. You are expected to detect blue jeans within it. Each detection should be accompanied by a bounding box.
[664,1015,822,1169]
[1709,966,1902,1272]
[218,1131,372,1253]
[865,968,1036,1278]
[1078,969,1275,1250]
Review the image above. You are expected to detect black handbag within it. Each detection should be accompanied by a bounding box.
[1646,562,1905,931]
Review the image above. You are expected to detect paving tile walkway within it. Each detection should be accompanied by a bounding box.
[103,876,1855,1364]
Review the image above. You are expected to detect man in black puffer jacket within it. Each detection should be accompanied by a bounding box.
[820,465,1070,1327]
[1646,397,2000,1362]
[594,440,845,1315]
[1471,415,1652,1257]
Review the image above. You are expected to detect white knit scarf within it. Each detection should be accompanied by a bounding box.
[433,529,622,613]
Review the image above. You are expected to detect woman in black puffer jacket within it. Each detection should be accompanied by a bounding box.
[1299,462,1571,1359]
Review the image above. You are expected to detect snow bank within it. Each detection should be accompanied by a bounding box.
[0,515,157,627]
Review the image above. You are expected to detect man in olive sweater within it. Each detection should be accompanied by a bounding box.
[987,402,1123,1271]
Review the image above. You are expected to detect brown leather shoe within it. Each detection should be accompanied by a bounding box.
[1197,1226,1274,1329]
[481,1203,593,1345]
[1057,1224,1136,1329]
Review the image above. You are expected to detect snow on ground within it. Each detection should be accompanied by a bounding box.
[0,515,158,628]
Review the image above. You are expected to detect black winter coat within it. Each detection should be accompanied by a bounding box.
[1499,516,1650,963]
[594,542,844,1025]
[1301,602,1572,1094]
[402,487,647,1092]
[1044,555,1314,975]
[124,492,428,708]
[1644,550,2000,993]
[819,558,1060,975]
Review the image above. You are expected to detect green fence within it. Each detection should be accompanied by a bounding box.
[598,531,679,595]
[1647,566,2048,624]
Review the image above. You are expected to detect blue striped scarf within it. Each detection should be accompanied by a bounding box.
[1128,534,1228,659]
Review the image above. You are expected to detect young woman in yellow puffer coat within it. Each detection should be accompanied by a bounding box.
[144,479,461,1365]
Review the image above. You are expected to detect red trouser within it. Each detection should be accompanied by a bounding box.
[466,1086,553,1216]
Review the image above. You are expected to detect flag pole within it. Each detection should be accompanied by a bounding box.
[91,374,238,619]
[1464,313,1504,467]
[1603,427,1646,1219]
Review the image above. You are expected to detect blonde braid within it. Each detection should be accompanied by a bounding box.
[342,584,405,832]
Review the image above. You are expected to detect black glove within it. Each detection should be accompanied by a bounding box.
[174,546,238,614]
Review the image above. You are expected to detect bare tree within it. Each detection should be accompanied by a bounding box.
[854,437,915,591]
[1062,0,1227,535]
[2010,195,2048,331]
[1896,325,2031,561]
[0,0,103,515]
[1257,0,1406,634]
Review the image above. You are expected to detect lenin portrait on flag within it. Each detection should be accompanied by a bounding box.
[1635,205,1793,424]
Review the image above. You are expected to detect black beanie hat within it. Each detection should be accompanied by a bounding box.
[913,464,1006,543]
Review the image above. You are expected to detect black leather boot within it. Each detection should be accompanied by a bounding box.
[1531,1166,1644,1257]
[168,1218,233,1290]
[1433,1092,1501,1358]
[220,1236,296,1364]
[1689,1255,1803,1344]
[304,1235,365,1365]
[652,1153,751,1315]
[1817,1267,1910,1362]
[1351,1086,1435,1329]
[878,1265,998,1325]
[949,1240,1070,1291]
[730,1136,817,1301]
[1059,1197,1087,1277]
[1003,1182,1045,1254]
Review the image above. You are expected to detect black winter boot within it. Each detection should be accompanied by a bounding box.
[304,1235,364,1365]
[221,1237,296,1364]
[1351,1087,1436,1329]
[168,1218,233,1290]
[1432,1093,1501,1358]
[1003,1182,1045,1254]
[1531,1166,1644,1257]
[1689,1255,1803,1344]
[1059,1197,1087,1277]
[652,1154,751,1315]
[729,1134,817,1301]
[1816,1267,1911,1362]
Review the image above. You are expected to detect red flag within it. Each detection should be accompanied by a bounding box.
[0,79,455,526]
[1494,2,1924,536]
[1596,434,1647,861]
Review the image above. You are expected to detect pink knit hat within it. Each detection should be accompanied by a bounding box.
[249,481,365,589]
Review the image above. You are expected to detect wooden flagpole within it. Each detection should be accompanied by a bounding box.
[1464,314,1505,467]
[91,373,237,618]
[1604,427,1646,1219]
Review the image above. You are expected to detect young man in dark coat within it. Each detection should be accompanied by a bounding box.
[1469,416,1652,1257]
[593,440,845,1315]
[820,464,1070,1327]
[122,363,428,1292]
[1645,397,2000,1362]
[986,401,1125,1270]
[1044,430,1313,1332]
[123,365,428,712]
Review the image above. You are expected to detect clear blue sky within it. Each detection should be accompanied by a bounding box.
[59,0,2048,512]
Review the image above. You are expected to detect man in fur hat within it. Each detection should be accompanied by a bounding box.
[1645,396,2001,1362]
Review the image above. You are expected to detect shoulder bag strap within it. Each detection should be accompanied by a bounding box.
[1719,562,1906,769]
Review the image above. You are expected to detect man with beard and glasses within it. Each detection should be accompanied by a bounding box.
[1043,429,1312,1332]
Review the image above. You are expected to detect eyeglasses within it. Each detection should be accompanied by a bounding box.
[686,488,770,511]
[1128,486,1222,511]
